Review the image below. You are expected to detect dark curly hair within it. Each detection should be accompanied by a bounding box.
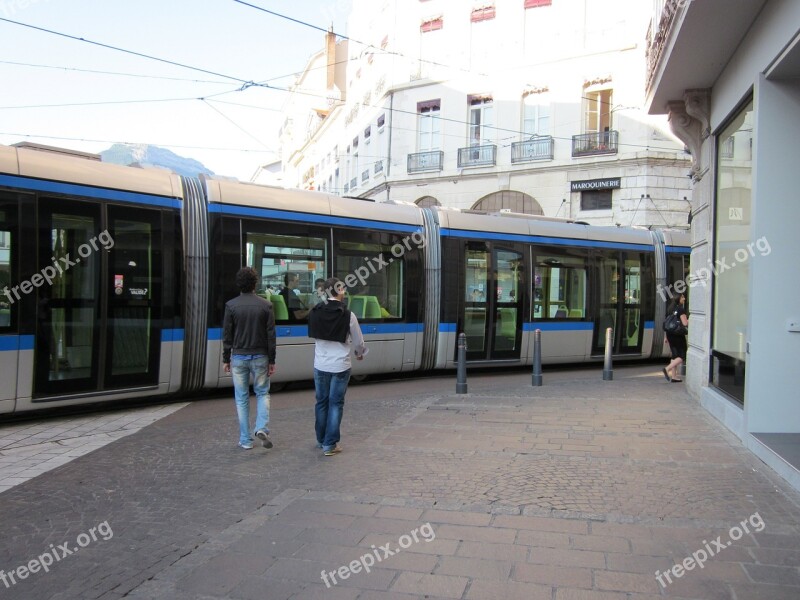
[235,267,258,293]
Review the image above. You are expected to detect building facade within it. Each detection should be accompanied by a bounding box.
[646,0,800,490]
[279,0,692,229]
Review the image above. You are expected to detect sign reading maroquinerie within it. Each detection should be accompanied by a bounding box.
[570,178,621,192]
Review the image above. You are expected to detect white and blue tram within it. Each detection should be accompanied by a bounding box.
[0,144,689,414]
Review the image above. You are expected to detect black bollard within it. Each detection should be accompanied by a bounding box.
[603,327,613,381]
[532,328,542,386]
[456,332,468,394]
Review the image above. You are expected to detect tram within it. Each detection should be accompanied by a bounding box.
[0,144,689,414]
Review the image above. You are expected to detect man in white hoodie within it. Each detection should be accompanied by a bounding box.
[308,277,367,456]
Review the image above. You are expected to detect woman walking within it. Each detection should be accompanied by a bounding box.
[663,293,688,382]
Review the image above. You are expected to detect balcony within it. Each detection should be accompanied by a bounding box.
[571,131,618,157]
[458,144,497,168]
[407,150,444,174]
[511,136,554,163]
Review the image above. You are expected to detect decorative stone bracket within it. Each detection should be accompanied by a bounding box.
[667,89,710,182]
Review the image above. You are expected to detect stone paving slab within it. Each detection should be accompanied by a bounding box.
[0,402,188,493]
[0,366,798,599]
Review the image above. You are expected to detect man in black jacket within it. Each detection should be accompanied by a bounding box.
[223,267,277,450]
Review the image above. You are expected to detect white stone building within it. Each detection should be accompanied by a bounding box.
[278,0,692,228]
[646,0,800,491]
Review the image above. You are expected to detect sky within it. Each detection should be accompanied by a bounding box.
[0,0,352,180]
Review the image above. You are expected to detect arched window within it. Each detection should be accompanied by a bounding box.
[415,196,441,208]
[471,191,543,215]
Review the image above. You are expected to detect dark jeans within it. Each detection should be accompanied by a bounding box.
[314,368,351,451]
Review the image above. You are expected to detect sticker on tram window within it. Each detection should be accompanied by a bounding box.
[115,274,124,295]
[129,288,148,296]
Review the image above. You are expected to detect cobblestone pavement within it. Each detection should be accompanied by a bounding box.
[0,365,799,599]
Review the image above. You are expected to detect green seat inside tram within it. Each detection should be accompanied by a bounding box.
[348,295,382,319]
[0,309,9,327]
[269,295,289,321]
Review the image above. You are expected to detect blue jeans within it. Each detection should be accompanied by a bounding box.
[314,369,351,451]
[231,356,271,445]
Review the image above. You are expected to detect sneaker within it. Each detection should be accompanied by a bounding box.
[239,442,254,450]
[255,430,273,449]
[323,446,342,456]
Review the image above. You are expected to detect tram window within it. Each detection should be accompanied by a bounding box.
[336,240,404,320]
[0,214,12,329]
[245,233,327,322]
[533,252,587,319]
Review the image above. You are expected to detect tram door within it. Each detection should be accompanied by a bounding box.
[35,200,103,395]
[591,252,644,355]
[463,243,523,361]
[35,201,162,396]
[104,206,161,388]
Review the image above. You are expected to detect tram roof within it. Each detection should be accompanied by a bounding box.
[437,208,661,247]
[0,144,183,200]
[205,178,424,228]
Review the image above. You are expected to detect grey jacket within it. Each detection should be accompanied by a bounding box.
[222,293,276,364]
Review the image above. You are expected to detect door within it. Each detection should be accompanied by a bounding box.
[35,200,102,395]
[34,200,163,396]
[591,251,644,355]
[105,206,162,388]
[463,243,523,361]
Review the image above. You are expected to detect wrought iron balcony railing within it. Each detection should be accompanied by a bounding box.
[571,131,618,157]
[362,169,369,182]
[458,144,497,168]
[374,160,383,174]
[350,177,358,189]
[407,150,444,173]
[511,136,554,163]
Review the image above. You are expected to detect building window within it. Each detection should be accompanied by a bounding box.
[468,95,494,146]
[421,17,443,32]
[471,5,496,22]
[364,125,372,142]
[377,114,385,130]
[584,88,613,134]
[525,0,551,7]
[522,93,550,137]
[417,100,441,152]
[471,191,543,215]
[352,136,359,150]
[580,190,612,211]
[415,196,440,208]
[710,97,754,406]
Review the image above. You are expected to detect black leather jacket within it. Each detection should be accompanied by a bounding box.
[222,293,276,364]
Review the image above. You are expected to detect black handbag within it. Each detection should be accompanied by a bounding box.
[664,311,687,335]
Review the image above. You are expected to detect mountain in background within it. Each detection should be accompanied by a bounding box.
[100,143,215,178]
